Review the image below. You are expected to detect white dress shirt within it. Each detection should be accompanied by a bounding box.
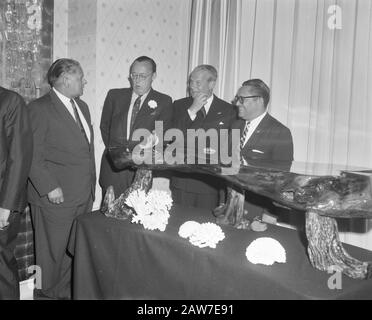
[188,95,214,121]
[53,88,91,143]
[126,90,150,139]
[241,111,267,148]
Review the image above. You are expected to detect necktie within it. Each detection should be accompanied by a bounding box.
[130,95,142,135]
[200,105,207,118]
[240,121,250,150]
[196,105,206,119]
[70,99,89,144]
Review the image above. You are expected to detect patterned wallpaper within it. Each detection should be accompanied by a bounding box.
[53,0,68,60]
[54,0,192,208]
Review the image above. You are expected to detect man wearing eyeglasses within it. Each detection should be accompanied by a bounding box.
[234,79,293,170]
[171,65,237,210]
[233,78,293,221]
[99,56,172,197]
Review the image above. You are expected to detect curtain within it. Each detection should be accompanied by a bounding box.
[188,0,242,100]
[188,0,372,250]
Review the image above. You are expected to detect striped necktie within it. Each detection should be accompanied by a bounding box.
[70,99,89,144]
[130,95,142,135]
[240,121,250,150]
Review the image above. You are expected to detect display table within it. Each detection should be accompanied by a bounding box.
[68,205,372,300]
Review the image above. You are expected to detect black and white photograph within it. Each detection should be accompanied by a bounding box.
[0,0,372,303]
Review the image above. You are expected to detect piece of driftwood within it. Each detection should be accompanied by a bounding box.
[102,169,153,219]
[103,146,372,279]
[306,210,372,279]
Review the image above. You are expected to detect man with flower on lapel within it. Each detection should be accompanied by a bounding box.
[28,58,96,299]
[99,56,172,197]
[171,65,237,210]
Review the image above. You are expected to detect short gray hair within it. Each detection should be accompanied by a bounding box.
[191,64,218,82]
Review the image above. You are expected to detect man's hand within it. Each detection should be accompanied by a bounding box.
[189,93,208,114]
[139,132,159,149]
[48,187,64,204]
[0,208,11,229]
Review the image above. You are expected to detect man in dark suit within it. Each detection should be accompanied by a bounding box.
[28,59,96,299]
[234,79,293,170]
[233,78,293,219]
[99,56,172,197]
[0,87,33,299]
[171,65,237,210]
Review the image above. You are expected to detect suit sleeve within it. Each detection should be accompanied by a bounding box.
[272,127,294,171]
[0,94,33,211]
[100,90,114,147]
[157,95,173,132]
[28,103,59,197]
[172,100,192,134]
[171,100,180,129]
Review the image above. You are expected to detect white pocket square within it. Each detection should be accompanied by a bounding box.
[217,112,222,115]
[252,149,264,154]
[219,121,224,125]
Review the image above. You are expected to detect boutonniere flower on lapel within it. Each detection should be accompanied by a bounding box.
[148,100,158,109]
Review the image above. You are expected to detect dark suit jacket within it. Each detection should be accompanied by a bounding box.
[0,87,33,212]
[99,87,172,193]
[171,95,237,195]
[27,90,96,208]
[233,113,294,219]
[235,113,293,171]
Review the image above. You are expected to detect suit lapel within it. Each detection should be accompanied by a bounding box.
[245,113,271,148]
[204,95,218,122]
[49,91,83,139]
[132,88,154,132]
[75,99,93,147]
[121,89,133,140]
[50,90,90,148]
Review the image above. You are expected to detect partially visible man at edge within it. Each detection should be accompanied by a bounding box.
[0,86,33,299]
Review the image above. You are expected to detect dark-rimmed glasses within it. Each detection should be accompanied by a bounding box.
[234,95,261,104]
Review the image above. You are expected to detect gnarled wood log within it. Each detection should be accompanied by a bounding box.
[213,187,249,229]
[306,210,372,279]
[101,169,152,219]
[104,146,372,279]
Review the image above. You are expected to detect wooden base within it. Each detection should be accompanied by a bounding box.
[103,146,372,280]
[101,169,153,219]
[213,187,250,229]
[306,210,372,279]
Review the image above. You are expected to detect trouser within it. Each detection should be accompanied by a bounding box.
[30,198,93,299]
[0,211,21,300]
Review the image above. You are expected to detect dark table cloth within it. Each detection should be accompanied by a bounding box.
[68,205,372,300]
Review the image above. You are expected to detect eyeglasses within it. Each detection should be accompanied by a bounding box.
[130,73,152,81]
[234,95,261,104]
